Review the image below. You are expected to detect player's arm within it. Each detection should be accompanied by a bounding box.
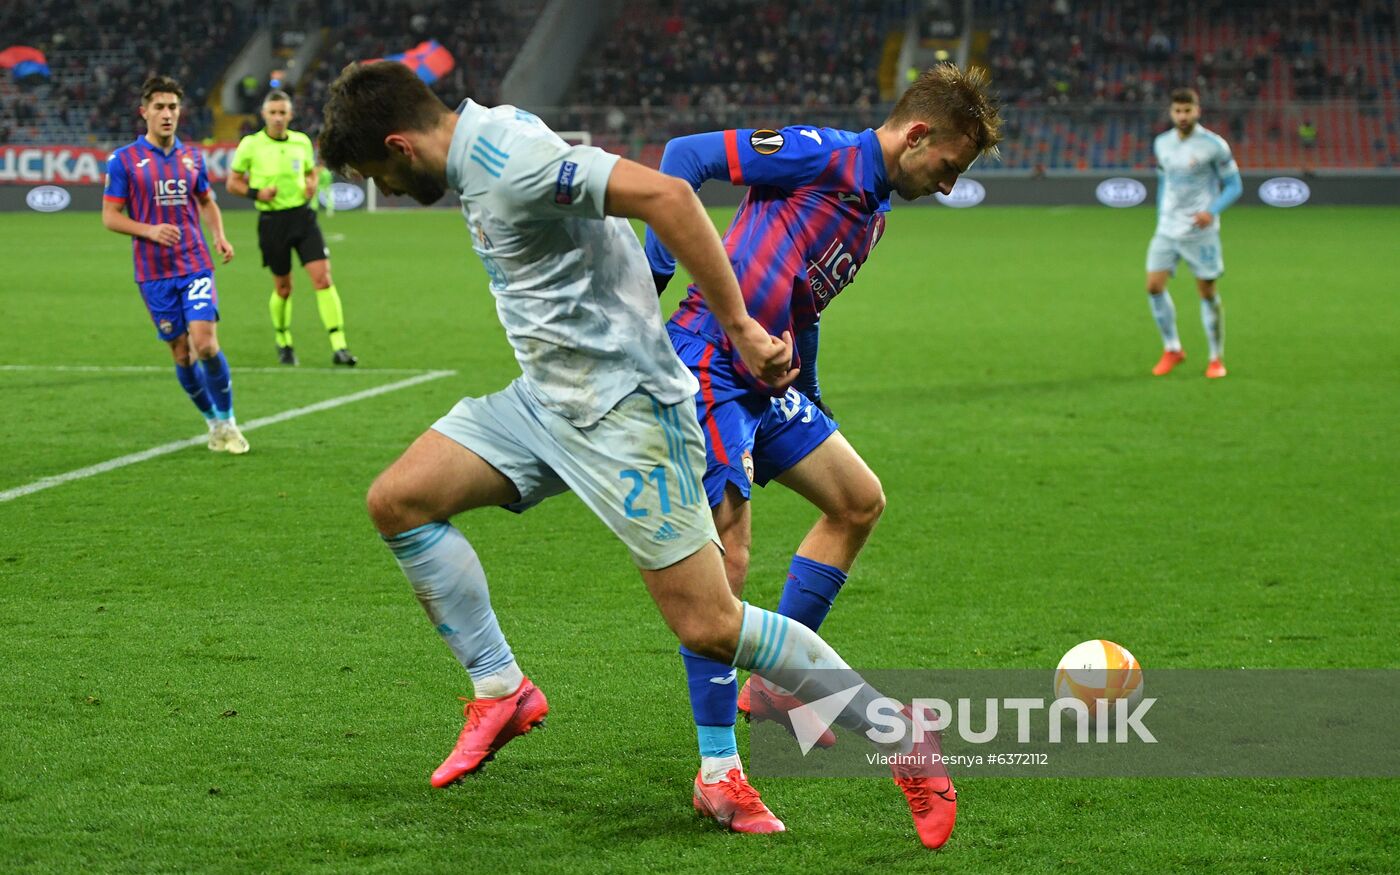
[644,127,832,293]
[191,156,233,262]
[101,198,179,245]
[643,132,732,291]
[792,323,831,415]
[606,158,797,389]
[1196,142,1243,228]
[196,190,234,263]
[101,156,179,245]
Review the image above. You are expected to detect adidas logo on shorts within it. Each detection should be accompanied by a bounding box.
[653,521,681,542]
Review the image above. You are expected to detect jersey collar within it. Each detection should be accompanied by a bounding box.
[445,98,482,192]
[139,134,184,156]
[858,128,892,212]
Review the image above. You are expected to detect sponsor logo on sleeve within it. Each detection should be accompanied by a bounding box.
[935,178,986,208]
[554,160,578,204]
[1258,177,1310,208]
[1095,177,1148,207]
[26,185,71,212]
[750,129,785,155]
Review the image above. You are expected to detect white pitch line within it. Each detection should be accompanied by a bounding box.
[0,369,457,503]
[0,364,444,376]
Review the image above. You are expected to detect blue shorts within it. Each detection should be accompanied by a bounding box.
[669,325,839,508]
[137,270,219,341]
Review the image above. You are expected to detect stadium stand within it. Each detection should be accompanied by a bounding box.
[4,0,1395,170]
[1,0,252,145]
[287,0,543,145]
[979,0,1400,169]
[553,0,904,164]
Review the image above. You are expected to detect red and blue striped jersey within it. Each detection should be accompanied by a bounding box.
[645,125,891,390]
[104,136,214,282]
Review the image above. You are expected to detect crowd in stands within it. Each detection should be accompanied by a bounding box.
[982,0,1395,107]
[286,0,542,145]
[1,0,250,145]
[3,0,1395,171]
[980,0,1399,169]
[567,0,900,112]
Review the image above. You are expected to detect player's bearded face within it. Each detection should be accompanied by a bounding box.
[361,155,446,205]
[395,161,447,205]
[1172,102,1200,133]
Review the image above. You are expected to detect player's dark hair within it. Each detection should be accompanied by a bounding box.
[1170,87,1200,105]
[141,75,184,105]
[886,64,1003,160]
[318,62,451,175]
[264,89,292,106]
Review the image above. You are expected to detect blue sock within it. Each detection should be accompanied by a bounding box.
[776,555,847,631]
[384,522,521,698]
[174,362,215,420]
[200,351,234,419]
[681,646,738,758]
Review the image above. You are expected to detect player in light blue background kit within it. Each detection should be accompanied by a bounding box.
[1144,87,1242,379]
[316,61,957,850]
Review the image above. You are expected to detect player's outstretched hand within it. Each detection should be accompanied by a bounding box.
[733,321,799,390]
[215,236,235,263]
[258,186,278,203]
[146,223,182,246]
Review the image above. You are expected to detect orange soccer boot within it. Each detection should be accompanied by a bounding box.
[1152,348,1187,376]
[430,676,548,788]
[738,676,837,750]
[692,768,786,833]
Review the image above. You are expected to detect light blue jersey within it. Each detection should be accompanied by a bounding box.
[443,99,698,427]
[1153,124,1239,238]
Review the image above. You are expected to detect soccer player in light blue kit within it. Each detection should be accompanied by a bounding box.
[316,61,954,849]
[1145,87,1242,379]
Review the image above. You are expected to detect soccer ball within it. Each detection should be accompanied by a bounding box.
[1054,639,1143,715]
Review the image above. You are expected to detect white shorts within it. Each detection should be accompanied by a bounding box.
[432,379,719,570]
[1146,231,1224,280]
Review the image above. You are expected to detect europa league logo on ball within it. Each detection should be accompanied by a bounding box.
[1054,639,1144,716]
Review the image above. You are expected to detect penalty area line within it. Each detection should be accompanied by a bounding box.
[0,369,456,503]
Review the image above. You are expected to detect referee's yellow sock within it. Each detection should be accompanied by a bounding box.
[316,285,349,351]
[269,291,293,348]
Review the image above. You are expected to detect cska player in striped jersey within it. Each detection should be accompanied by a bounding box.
[102,75,248,453]
[646,65,1001,843]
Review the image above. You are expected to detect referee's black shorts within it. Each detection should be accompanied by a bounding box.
[257,205,328,275]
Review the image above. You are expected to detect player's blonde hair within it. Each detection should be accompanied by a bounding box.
[887,64,1002,160]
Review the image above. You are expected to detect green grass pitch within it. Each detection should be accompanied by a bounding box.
[1,204,1397,872]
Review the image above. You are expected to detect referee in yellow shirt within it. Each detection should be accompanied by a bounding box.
[228,90,357,366]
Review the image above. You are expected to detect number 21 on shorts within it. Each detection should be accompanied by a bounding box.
[619,467,671,518]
